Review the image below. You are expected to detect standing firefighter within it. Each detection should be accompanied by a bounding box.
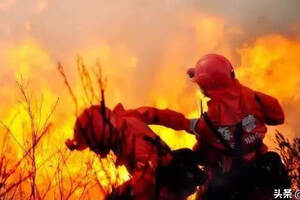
[187,54,289,200]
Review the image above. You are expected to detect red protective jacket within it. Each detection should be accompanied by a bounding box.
[110,104,191,200]
[112,103,190,167]
[191,79,285,167]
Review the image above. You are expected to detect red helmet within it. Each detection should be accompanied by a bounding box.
[187,54,235,91]
[65,105,115,157]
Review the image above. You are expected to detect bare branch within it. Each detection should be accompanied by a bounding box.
[57,62,79,116]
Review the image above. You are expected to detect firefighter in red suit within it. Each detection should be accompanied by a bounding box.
[186,54,284,168]
[186,54,286,199]
[65,103,205,200]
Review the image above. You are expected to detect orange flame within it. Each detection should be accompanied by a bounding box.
[0,14,299,199]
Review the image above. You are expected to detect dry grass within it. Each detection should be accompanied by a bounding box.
[275,131,300,190]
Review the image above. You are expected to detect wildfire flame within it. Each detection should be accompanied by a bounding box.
[0,3,299,199]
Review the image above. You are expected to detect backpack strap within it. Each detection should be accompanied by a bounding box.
[203,112,263,157]
[234,122,243,155]
[203,112,235,153]
[143,135,171,152]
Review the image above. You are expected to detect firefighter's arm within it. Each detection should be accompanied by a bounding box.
[135,107,193,133]
[255,92,285,125]
[133,100,219,136]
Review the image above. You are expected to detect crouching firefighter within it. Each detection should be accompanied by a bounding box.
[65,92,207,200]
[186,54,290,200]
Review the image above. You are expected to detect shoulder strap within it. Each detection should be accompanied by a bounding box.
[143,135,171,152]
[254,93,263,105]
[202,112,234,152]
[234,122,243,156]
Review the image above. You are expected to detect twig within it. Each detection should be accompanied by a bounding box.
[57,62,79,116]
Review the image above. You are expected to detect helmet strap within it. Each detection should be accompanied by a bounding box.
[230,70,235,79]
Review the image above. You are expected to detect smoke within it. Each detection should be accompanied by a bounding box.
[188,0,300,34]
[1,0,299,60]
[1,0,299,69]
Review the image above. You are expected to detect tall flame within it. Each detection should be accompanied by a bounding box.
[0,7,299,199]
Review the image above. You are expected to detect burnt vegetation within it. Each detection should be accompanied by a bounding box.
[275,131,300,191]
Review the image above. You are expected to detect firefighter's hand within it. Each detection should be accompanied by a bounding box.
[187,68,195,78]
[65,139,76,150]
